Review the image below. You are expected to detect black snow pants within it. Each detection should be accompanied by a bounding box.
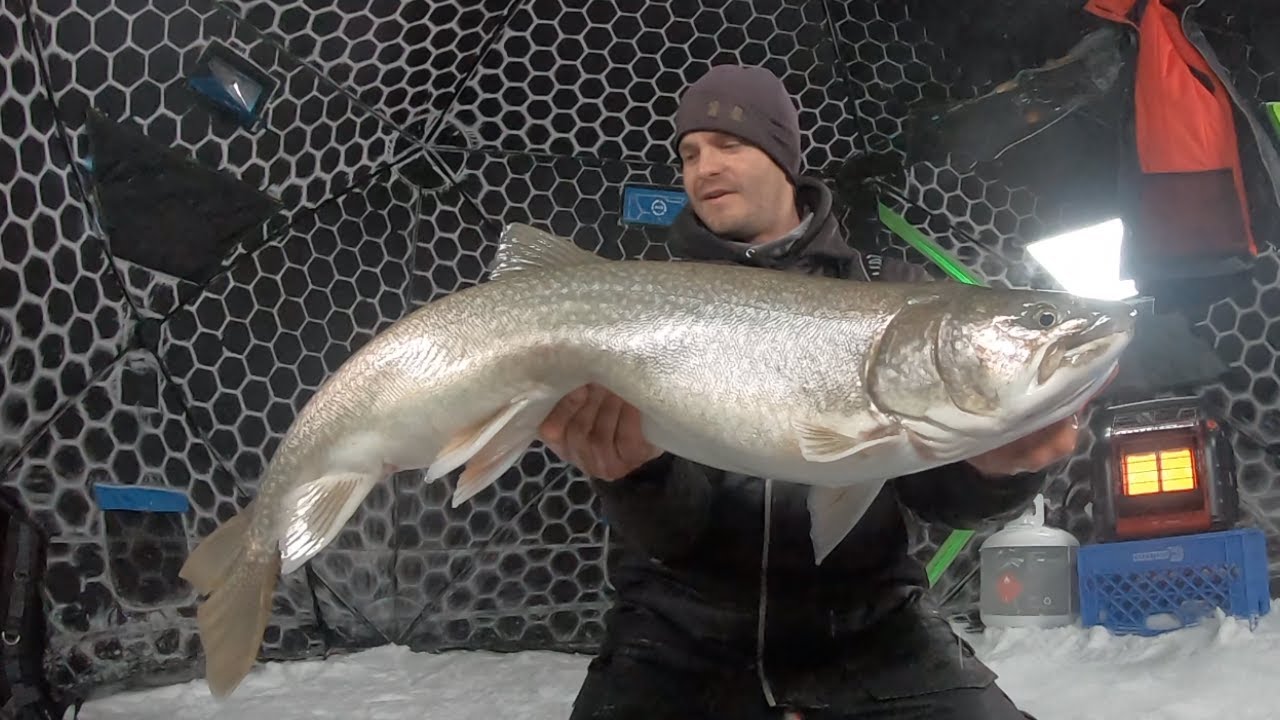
[567,599,1036,720]
[569,657,1031,720]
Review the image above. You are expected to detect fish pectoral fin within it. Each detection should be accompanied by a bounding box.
[905,420,972,463]
[807,480,890,565]
[489,223,608,282]
[279,473,378,575]
[793,419,900,463]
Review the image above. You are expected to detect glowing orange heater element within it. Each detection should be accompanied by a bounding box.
[1121,447,1198,496]
[1093,396,1239,542]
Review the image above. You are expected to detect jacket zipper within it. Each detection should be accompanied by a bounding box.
[756,477,778,707]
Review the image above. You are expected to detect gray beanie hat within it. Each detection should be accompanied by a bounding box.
[674,64,803,181]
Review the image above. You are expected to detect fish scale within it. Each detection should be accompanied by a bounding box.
[179,222,1136,699]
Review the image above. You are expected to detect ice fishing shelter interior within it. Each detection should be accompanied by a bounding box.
[1,0,1278,714]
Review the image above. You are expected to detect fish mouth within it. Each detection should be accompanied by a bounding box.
[1036,313,1134,386]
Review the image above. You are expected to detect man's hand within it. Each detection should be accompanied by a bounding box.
[966,415,1081,477]
[538,384,662,481]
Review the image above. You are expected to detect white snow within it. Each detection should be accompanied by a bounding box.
[77,605,1280,720]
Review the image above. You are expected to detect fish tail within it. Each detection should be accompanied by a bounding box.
[194,548,281,698]
[180,503,254,596]
[179,502,281,699]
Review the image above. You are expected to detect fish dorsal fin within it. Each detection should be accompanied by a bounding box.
[489,222,609,281]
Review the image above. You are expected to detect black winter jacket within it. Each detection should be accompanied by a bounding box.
[590,176,1046,710]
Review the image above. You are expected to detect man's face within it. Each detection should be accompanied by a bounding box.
[678,130,792,241]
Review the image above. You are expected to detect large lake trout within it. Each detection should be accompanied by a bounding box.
[180,222,1135,697]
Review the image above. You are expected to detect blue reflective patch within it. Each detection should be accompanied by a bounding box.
[93,484,190,513]
[188,75,262,127]
[184,41,278,132]
[621,185,688,226]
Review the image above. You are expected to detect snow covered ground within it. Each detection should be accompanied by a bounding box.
[77,605,1280,720]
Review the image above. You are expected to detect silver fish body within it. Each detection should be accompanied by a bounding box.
[180,223,1136,698]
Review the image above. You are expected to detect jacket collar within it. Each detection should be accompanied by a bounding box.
[666,176,863,271]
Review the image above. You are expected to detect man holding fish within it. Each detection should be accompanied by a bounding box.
[547,64,1082,720]
[181,63,1132,710]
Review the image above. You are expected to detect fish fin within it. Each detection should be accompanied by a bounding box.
[807,480,890,564]
[906,422,972,463]
[279,473,377,575]
[452,436,534,507]
[427,393,541,482]
[489,223,608,281]
[447,394,559,505]
[195,550,281,698]
[793,418,899,462]
[180,503,255,596]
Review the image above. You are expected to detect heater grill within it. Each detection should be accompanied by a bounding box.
[1122,447,1197,495]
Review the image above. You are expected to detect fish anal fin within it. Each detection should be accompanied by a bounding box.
[489,223,609,282]
[180,505,254,596]
[279,473,377,575]
[793,418,900,463]
[807,480,890,564]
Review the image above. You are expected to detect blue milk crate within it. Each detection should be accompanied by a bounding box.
[1077,527,1271,636]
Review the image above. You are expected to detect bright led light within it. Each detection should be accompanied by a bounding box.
[1026,218,1138,301]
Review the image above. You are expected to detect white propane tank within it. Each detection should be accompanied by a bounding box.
[979,493,1081,629]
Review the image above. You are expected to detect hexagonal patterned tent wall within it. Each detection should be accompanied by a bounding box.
[1,0,1276,703]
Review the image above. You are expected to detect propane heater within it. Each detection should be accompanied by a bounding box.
[1090,396,1239,542]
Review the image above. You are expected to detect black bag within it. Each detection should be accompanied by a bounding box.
[0,495,71,720]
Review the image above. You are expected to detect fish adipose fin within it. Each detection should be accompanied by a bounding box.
[807,480,890,564]
[792,418,900,462]
[280,473,379,575]
[428,391,559,506]
[489,222,609,281]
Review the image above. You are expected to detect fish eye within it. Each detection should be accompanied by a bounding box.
[1032,305,1058,328]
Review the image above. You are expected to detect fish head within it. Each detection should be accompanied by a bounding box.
[865,287,1136,448]
[930,288,1137,429]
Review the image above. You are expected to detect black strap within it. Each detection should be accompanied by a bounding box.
[0,514,61,720]
[1,685,43,720]
[0,518,25,702]
[4,517,31,667]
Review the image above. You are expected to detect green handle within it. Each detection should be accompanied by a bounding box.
[924,529,976,587]
[877,202,983,286]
